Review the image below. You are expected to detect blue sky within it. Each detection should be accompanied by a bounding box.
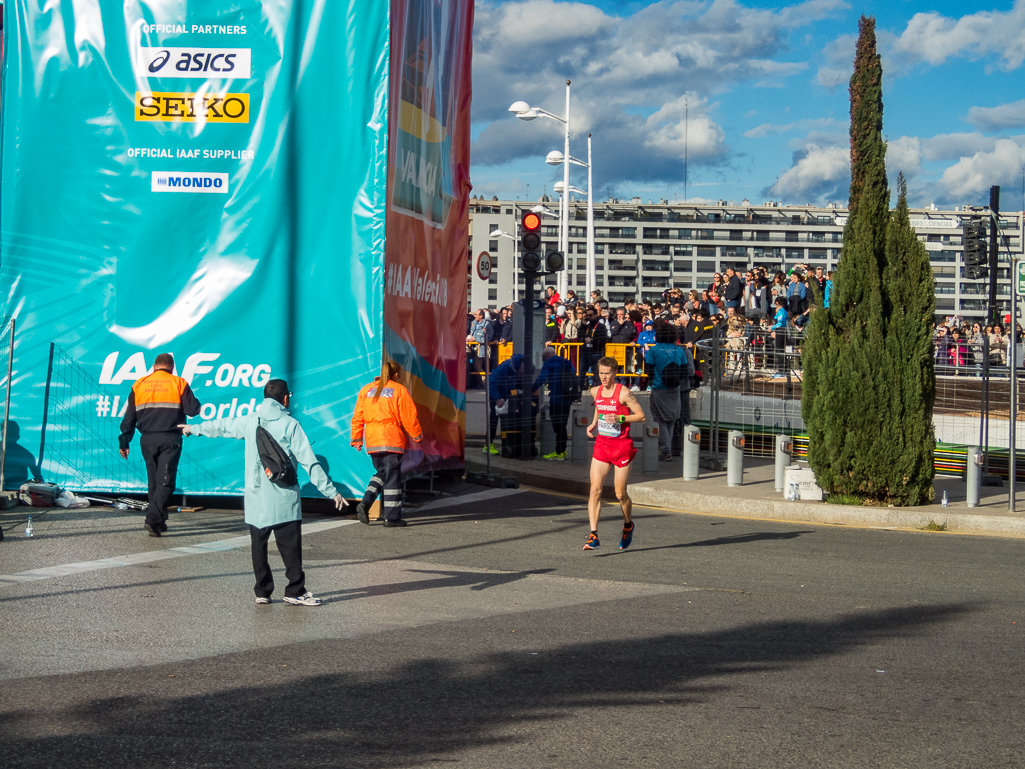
[469,0,1025,210]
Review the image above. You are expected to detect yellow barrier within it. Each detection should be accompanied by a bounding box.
[468,341,645,381]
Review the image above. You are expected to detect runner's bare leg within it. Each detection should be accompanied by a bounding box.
[588,458,611,531]
[613,463,633,524]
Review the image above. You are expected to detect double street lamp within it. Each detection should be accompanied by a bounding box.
[509,80,572,299]
[549,135,594,298]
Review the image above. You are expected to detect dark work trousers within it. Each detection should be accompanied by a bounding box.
[549,401,571,455]
[671,392,692,456]
[140,432,182,529]
[249,519,305,599]
[361,452,404,521]
[772,330,787,369]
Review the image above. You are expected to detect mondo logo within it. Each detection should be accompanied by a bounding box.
[135,92,249,123]
[151,171,229,193]
[135,47,252,79]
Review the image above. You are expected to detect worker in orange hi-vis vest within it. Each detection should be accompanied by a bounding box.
[351,359,423,527]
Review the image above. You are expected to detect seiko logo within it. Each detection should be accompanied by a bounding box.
[135,47,252,80]
[135,92,250,124]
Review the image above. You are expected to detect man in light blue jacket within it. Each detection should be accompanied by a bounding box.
[181,378,344,607]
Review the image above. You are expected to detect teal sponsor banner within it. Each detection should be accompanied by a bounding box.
[0,1,389,496]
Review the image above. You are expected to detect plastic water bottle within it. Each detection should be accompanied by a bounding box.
[941,490,948,507]
[25,515,33,538]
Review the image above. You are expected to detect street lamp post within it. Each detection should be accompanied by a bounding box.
[548,133,594,297]
[509,80,572,299]
[489,228,518,301]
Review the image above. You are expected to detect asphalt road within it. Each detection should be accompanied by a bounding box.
[1,480,1023,768]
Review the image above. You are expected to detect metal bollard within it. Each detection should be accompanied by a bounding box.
[683,424,700,481]
[539,404,556,457]
[966,446,983,508]
[775,434,793,492]
[727,430,745,487]
[642,423,659,474]
[570,407,590,463]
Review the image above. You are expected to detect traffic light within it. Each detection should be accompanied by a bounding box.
[520,211,542,272]
[545,250,565,272]
[963,219,988,279]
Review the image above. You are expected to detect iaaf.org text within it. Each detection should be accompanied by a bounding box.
[99,351,271,388]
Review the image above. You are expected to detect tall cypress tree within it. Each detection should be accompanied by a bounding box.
[880,174,936,504]
[803,16,892,501]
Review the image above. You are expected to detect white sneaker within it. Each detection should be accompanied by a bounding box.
[283,591,321,607]
[630,385,641,393]
[255,596,272,605]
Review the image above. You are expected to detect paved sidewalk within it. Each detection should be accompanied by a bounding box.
[466,439,1025,539]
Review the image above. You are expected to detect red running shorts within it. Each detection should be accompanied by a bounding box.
[592,437,637,468]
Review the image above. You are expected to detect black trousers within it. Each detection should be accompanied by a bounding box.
[361,452,404,521]
[549,401,571,455]
[140,433,182,528]
[249,519,305,599]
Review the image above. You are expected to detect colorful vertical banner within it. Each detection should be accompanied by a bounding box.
[385,0,474,474]
[0,1,390,495]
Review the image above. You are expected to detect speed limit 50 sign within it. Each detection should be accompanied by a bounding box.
[476,251,492,281]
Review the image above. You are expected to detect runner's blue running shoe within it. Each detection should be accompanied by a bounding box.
[619,521,635,550]
[583,533,600,550]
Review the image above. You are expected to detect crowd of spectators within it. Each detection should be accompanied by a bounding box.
[933,316,1023,372]
[466,263,833,390]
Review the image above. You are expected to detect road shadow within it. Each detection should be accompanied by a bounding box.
[611,530,817,555]
[317,567,556,601]
[0,603,972,768]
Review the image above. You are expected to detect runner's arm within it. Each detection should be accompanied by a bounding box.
[619,388,646,423]
[586,387,600,437]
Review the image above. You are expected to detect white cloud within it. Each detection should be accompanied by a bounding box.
[815,66,847,89]
[471,0,848,191]
[889,1,1025,72]
[744,123,796,139]
[920,133,997,162]
[934,138,1025,203]
[886,136,922,180]
[774,144,850,204]
[967,99,1025,132]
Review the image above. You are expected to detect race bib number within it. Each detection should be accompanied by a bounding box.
[597,413,621,438]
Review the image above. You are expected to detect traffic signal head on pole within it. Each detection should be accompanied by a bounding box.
[521,211,542,272]
[962,219,988,279]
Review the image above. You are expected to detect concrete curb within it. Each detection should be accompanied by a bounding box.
[627,484,1025,538]
[465,457,1025,538]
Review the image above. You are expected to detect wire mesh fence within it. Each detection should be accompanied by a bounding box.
[693,328,1025,479]
[0,316,15,489]
[38,343,225,494]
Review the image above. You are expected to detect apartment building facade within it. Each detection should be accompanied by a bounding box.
[467,198,1024,322]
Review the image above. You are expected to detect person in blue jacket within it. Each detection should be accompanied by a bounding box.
[181,379,344,607]
[767,296,790,370]
[486,353,526,455]
[644,322,694,461]
[533,347,578,460]
[636,319,656,391]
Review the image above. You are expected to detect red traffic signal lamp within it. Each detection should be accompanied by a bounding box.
[521,211,542,271]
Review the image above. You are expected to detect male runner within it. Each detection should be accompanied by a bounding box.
[585,356,646,551]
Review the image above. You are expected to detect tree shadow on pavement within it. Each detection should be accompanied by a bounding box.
[0,602,973,768]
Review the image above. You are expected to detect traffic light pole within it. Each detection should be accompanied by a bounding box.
[988,185,1000,326]
[518,271,535,459]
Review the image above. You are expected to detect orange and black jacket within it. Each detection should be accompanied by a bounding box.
[119,370,202,449]
[351,379,423,454]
